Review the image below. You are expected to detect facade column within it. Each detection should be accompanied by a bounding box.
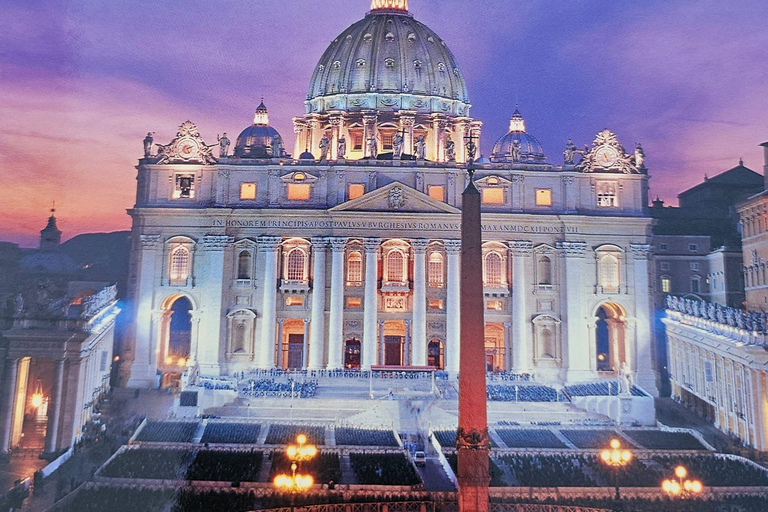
[398,112,416,156]
[44,359,66,454]
[509,241,533,373]
[276,318,285,369]
[292,118,305,157]
[411,239,429,367]
[0,359,19,453]
[326,238,347,370]
[558,241,591,382]
[379,321,386,366]
[197,235,233,375]
[631,243,659,395]
[128,234,161,387]
[329,114,342,160]
[215,170,230,206]
[302,319,310,369]
[445,240,462,375]
[258,236,281,369]
[404,320,412,366]
[362,238,381,369]
[189,311,202,365]
[503,322,513,373]
[308,238,329,370]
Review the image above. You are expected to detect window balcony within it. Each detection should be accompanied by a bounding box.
[483,283,510,297]
[279,279,310,293]
[381,281,410,293]
[234,279,252,288]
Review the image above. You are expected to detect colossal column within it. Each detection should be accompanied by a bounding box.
[509,241,533,373]
[44,359,66,454]
[0,359,19,453]
[258,236,281,369]
[197,235,233,375]
[411,239,429,366]
[631,243,659,395]
[128,234,161,387]
[362,238,381,369]
[326,238,347,370]
[558,241,591,382]
[456,167,490,512]
[308,238,329,370]
[445,239,462,375]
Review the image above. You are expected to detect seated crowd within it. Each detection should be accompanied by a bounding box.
[496,454,595,487]
[348,452,420,486]
[335,428,398,447]
[134,421,198,443]
[265,424,326,445]
[200,422,262,444]
[240,379,318,398]
[486,385,560,402]
[496,429,567,449]
[564,381,646,398]
[652,455,768,487]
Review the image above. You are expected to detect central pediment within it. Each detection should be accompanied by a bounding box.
[330,181,460,214]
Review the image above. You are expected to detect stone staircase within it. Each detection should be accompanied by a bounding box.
[339,454,358,485]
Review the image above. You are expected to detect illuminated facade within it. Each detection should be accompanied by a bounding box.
[124,0,658,395]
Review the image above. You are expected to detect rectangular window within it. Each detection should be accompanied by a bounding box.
[482,188,504,205]
[348,184,365,200]
[381,132,394,151]
[173,174,195,199]
[535,188,552,207]
[100,351,108,372]
[428,300,444,310]
[428,186,445,202]
[285,296,304,306]
[690,262,700,271]
[660,262,670,271]
[659,243,668,251]
[596,182,618,207]
[688,244,698,252]
[487,300,503,311]
[240,183,257,200]
[661,277,671,293]
[347,297,362,308]
[287,183,311,201]
[691,278,700,293]
[351,131,364,151]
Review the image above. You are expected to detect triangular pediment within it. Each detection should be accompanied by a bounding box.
[330,181,460,214]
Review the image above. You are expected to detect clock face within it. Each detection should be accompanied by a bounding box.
[594,146,619,168]
[176,137,199,160]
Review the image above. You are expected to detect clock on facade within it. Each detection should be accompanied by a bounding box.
[176,137,200,161]
[594,146,619,168]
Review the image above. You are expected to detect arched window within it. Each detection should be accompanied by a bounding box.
[237,250,252,280]
[386,250,405,283]
[347,251,363,284]
[233,324,246,353]
[286,249,306,281]
[599,254,620,292]
[537,256,552,285]
[484,252,503,285]
[428,252,444,286]
[170,247,190,285]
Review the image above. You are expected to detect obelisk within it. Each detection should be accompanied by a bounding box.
[456,154,490,512]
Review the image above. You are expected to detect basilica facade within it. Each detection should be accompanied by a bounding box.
[125,0,657,395]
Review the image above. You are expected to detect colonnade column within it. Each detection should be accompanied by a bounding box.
[509,241,532,373]
[308,238,329,370]
[0,359,19,453]
[558,241,590,382]
[631,243,659,395]
[362,238,381,369]
[128,234,161,387]
[445,240,462,375]
[258,236,281,369]
[411,239,429,366]
[44,359,66,454]
[326,238,347,370]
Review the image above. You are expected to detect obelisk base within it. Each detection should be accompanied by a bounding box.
[457,449,491,512]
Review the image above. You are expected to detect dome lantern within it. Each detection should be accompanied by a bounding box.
[370,0,408,11]
[253,99,269,126]
[509,107,526,132]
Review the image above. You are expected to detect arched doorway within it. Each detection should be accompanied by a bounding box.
[344,338,361,369]
[484,323,506,373]
[160,295,193,387]
[280,319,306,370]
[595,303,627,373]
[382,321,405,366]
[428,339,444,369]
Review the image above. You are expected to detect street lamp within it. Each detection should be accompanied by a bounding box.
[600,438,633,502]
[662,465,703,499]
[274,434,317,512]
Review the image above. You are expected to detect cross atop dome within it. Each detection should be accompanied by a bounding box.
[370,0,408,11]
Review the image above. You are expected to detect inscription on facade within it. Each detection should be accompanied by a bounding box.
[212,219,578,234]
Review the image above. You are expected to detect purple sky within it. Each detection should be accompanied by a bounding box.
[1,0,767,247]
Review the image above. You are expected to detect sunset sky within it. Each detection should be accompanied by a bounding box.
[1,0,766,247]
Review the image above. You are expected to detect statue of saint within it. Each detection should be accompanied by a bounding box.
[319,133,331,160]
[563,138,577,164]
[367,133,379,158]
[634,143,645,169]
[392,132,404,159]
[510,139,521,162]
[143,132,154,158]
[445,139,456,162]
[619,362,632,396]
[337,135,347,159]
[415,135,426,160]
[218,133,230,158]
[14,293,24,316]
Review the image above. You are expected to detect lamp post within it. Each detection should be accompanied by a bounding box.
[274,434,317,512]
[662,465,703,499]
[599,439,632,504]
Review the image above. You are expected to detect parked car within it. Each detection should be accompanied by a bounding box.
[414,451,427,467]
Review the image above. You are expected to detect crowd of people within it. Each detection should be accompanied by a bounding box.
[348,453,420,486]
[199,423,262,444]
[487,385,560,402]
[335,428,398,447]
[652,455,768,487]
[135,421,198,443]
[486,372,534,382]
[496,429,567,449]
[240,379,318,398]
[564,380,646,398]
[496,454,595,487]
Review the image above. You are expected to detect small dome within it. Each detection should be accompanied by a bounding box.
[234,100,285,158]
[299,151,316,161]
[490,108,546,164]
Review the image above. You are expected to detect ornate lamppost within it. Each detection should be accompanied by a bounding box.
[273,434,317,512]
[599,438,632,503]
[662,465,703,499]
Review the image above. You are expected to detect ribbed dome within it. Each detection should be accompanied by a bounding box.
[490,108,547,164]
[306,7,470,115]
[234,101,285,158]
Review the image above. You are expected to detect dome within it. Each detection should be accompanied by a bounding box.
[490,108,547,164]
[234,101,285,158]
[306,1,470,116]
